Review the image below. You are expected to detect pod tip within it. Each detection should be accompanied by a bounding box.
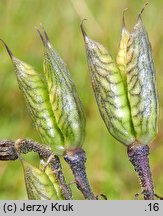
[35,26,46,46]
[80,18,88,39]
[35,24,50,46]
[40,23,49,42]
[138,2,148,19]
[122,8,128,29]
[0,38,13,59]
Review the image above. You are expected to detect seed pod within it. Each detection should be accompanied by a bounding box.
[126,14,159,144]
[0,40,64,155]
[36,28,86,150]
[20,157,58,200]
[116,9,130,86]
[81,22,135,145]
[39,159,64,199]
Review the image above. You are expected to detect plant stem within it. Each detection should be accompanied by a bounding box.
[127,142,154,200]
[0,140,18,160]
[48,155,72,200]
[0,139,72,200]
[64,148,96,200]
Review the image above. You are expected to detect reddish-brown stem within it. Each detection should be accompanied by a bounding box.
[127,143,154,200]
[64,148,96,200]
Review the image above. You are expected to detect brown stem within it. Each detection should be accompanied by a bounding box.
[0,140,18,160]
[48,155,72,200]
[0,139,72,200]
[64,148,96,200]
[127,142,154,200]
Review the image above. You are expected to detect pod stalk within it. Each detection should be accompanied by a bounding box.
[64,148,96,200]
[127,143,154,200]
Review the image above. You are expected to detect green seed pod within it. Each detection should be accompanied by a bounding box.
[39,159,64,199]
[81,22,135,145]
[116,9,130,86]
[0,41,64,155]
[81,7,159,146]
[36,28,86,150]
[126,14,159,144]
[20,157,58,200]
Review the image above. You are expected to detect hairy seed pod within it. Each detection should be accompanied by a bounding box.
[81,22,135,145]
[36,28,86,150]
[20,157,58,200]
[126,15,159,144]
[39,159,64,199]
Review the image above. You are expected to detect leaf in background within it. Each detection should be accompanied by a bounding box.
[126,14,159,145]
[36,28,86,150]
[0,40,64,155]
[81,22,135,145]
[19,156,58,200]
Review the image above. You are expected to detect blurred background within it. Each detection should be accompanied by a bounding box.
[0,0,163,199]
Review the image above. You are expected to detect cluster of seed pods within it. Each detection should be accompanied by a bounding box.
[0,5,159,200]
